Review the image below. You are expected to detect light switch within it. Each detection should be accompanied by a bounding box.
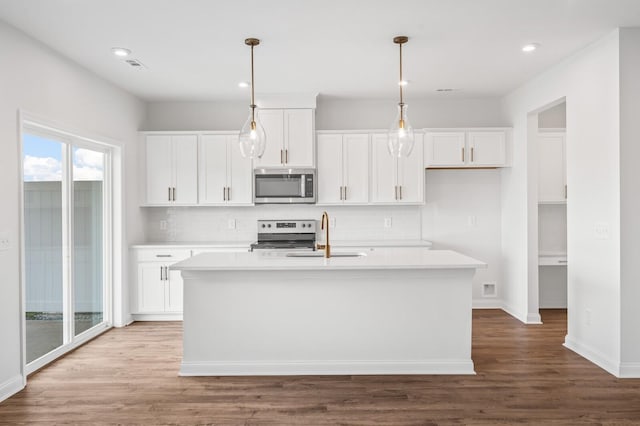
[0,232,10,251]
[594,222,610,240]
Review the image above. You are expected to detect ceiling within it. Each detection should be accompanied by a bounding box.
[1,0,640,102]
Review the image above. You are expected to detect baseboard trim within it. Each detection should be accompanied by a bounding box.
[619,362,640,378]
[472,299,503,309]
[526,312,543,324]
[564,335,620,377]
[500,303,542,324]
[131,313,183,321]
[180,359,476,376]
[0,374,25,403]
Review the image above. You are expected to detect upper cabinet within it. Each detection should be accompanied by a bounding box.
[371,133,424,204]
[538,131,567,203]
[199,134,253,205]
[145,134,198,205]
[425,129,508,168]
[317,133,369,205]
[255,108,315,168]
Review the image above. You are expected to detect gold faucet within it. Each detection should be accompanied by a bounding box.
[316,211,331,258]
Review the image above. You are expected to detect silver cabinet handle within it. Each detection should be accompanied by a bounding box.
[339,186,343,201]
[156,254,172,258]
[164,266,169,281]
[462,147,465,163]
[344,186,347,201]
[223,187,226,201]
[565,185,567,199]
[394,185,398,200]
[168,187,171,202]
[172,187,176,201]
[280,149,284,164]
[471,147,474,163]
[160,266,163,281]
[227,187,231,201]
[399,185,402,200]
[285,149,289,164]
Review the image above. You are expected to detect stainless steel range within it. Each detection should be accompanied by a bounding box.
[249,219,317,252]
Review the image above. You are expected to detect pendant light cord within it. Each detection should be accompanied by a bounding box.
[250,43,256,123]
[399,41,404,107]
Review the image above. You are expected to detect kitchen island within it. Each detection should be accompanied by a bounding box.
[171,247,485,376]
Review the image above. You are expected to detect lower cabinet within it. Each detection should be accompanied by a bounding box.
[132,248,191,320]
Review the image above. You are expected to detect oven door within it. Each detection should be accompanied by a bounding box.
[253,168,316,204]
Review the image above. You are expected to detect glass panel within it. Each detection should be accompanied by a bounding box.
[73,147,104,335]
[256,175,302,197]
[23,133,65,363]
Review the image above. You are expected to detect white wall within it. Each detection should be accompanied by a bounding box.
[619,27,640,376]
[0,20,145,401]
[501,30,623,373]
[422,169,503,306]
[538,102,566,129]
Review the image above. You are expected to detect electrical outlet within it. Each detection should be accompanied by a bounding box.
[329,217,336,228]
[0,231,9,251]
[159,220,168,231]
[468,215,477,227]
[384,218,392,228]
[228,219,236,230]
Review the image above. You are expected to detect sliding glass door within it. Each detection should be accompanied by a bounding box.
[23,125,111,369]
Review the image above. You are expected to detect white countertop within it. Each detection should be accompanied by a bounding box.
[131,240,432,250]
[171,247,485,271]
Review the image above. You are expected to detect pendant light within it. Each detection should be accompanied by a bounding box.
[387,36,415,158]
[238,38,266,159]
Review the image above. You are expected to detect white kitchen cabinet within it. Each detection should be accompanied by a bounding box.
[424,129,507,168]
[256,108,314,167]
[145,134,198,205]
[133,248,191,319]
[371,133,424,204]
[317,133,369,205]
[538,132,566,203]
[199,134,253,205]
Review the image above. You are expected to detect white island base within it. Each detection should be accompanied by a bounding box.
[174,249,485,376]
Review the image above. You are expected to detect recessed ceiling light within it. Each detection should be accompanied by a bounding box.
[398,80,409,86]
[522,43,540,53]
[111,47,131,57]
[238,81,250,88]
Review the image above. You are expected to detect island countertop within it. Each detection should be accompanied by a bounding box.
[171,247,486,272]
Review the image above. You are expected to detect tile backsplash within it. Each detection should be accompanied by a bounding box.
[143,205,423,243]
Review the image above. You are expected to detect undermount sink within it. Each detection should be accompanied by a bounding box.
[285,251,366,258]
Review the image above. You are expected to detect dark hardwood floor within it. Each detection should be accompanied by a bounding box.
[1,309,640,425]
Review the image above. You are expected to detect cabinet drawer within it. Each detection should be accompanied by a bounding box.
[135,249,191,262]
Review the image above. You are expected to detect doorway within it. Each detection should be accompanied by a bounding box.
[536,102,568,311]
[21,120,113,373]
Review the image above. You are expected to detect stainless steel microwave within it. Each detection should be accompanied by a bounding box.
[253,168,316,204]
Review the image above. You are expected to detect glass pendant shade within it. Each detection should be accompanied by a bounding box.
[387,103,415,157]
[238,110,266,159]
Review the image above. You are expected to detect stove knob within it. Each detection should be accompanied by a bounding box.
[261,224,266,228]
[307,223,313,228]
[267,224,272,228]
[301,223,306,228]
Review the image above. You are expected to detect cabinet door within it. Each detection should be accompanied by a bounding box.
[137,263,165,313]
[227,135,254,205]
[397,133,424,203]
[165,269,184,312]
[425,132,466,167]
[538,133,566,202]
[317,134,344,204]
[371,133,398,203]
[199,135,228,204]
[172,135,198,204]
[255,109,285,167]
[343,134,369,204]
[146,135,173,204]
[284,109,314,167]
[468,131,506,167]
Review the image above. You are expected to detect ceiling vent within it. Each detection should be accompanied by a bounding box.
[125,59,145,69]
